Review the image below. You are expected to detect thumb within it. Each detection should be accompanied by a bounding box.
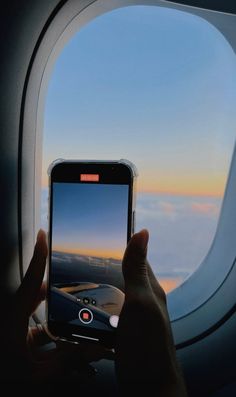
[122,229,149,296]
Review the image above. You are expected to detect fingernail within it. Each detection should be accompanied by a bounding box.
[37,229,45,242]
[36,229,48,257]
[139,229,149,253]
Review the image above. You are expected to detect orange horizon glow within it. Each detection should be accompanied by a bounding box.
[138,187,223,198]
[41,160,227,197]
[53,246,183,293]
[137,173,226,198]
[159,277,183,293]
[42,163,226,198]
[42,178,224,198]
[53,245,123,260]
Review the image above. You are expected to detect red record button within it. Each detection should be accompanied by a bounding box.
[79,308,93,324]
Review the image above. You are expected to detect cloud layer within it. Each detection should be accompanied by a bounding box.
[135,193,221,280]
[41,189,221,289]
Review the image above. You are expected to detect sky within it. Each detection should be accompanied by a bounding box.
[52,183,129,260]
[41,5,236,292]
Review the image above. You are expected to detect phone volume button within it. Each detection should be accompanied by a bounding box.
[132,210,136,234]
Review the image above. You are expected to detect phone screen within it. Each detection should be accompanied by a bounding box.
[47,162,134,345]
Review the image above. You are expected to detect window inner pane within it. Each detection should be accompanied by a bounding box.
[41,6,236,293]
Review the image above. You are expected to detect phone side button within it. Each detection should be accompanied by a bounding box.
[132,210,136,234]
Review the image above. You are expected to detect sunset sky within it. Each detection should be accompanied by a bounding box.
[42,5,236,292]
[43,5,236,195]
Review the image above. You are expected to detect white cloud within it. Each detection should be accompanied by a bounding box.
[190,202,220,216]
[136,193,221,277]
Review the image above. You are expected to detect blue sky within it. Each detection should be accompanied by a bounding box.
[52,183,128,259]
[43,5,236,196]
[42,5,236,291]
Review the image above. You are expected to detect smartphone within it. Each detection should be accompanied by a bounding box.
[46,159,137,347]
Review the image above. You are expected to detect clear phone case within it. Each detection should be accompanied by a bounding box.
[45,158,138,343]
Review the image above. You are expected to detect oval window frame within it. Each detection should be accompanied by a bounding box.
[20,0,236,348]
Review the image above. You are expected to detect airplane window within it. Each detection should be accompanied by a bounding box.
[41,5,236,294]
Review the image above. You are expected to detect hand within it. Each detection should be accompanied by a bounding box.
[115,229,188,396]
[1,230,109,383]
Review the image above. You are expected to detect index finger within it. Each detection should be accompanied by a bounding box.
[16,230,48,317]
